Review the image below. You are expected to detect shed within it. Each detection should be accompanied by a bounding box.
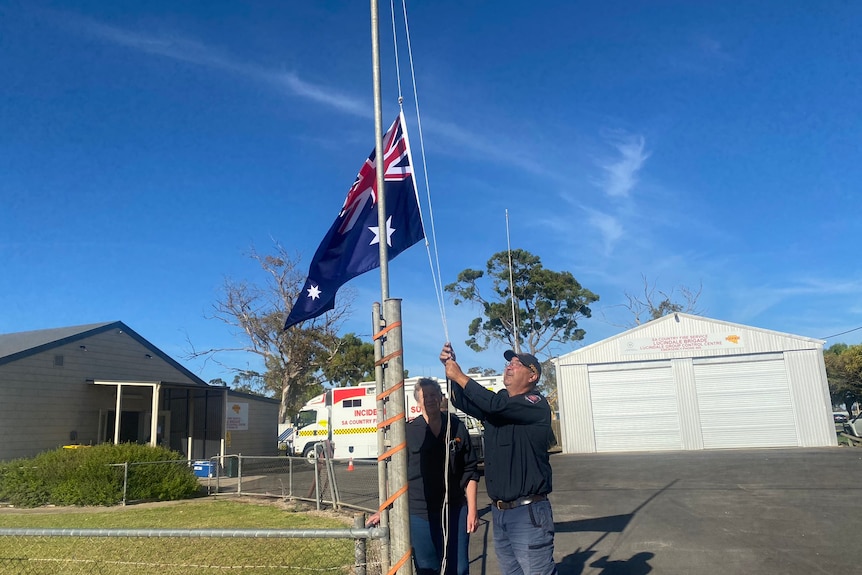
[554,313,835,453]
[0,321,277,461]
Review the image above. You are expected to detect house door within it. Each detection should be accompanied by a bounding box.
[105,411,142,443]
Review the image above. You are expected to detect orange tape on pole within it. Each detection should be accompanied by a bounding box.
[378,484,408,512]
[377,413,404,430]
[377,380,404,401]
[387,550,412,575]
[377,442,406,462]
[373,320,402,341]
[374,349,403,367]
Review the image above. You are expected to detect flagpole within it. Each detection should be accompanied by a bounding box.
[370,3,412,575]
[371,0,389,298]
[506,209,521,353]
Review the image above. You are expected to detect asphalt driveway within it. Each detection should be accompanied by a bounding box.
[469,448,862,575]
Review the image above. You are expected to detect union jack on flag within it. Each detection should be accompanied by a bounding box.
[284,113,425,330]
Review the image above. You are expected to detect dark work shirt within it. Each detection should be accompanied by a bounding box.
[451,378,554,502]
[406,413,479,519]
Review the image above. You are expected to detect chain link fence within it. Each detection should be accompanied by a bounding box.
[0,524,386,575]
[97,450,380,512]
[203,452,380,513]
[0,447,389,575]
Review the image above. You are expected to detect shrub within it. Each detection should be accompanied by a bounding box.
[0,444,200,507]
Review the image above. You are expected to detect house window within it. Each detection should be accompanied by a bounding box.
[54,355,64,367]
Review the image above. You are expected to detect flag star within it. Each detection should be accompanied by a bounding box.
[306,284,322,300]
[369,216,396,247]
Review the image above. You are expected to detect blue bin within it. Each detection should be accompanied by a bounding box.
[193,460,214,478]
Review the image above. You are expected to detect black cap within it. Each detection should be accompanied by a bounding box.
[503,350,542,379]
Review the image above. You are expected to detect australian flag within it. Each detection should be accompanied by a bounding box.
[284,113,425,329]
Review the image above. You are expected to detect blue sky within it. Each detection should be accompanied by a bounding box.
[2,1,861,383]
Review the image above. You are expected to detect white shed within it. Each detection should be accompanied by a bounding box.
[554,313,836,453]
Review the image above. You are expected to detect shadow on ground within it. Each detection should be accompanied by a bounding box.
[554,480,675,574]
[471,480,676,574]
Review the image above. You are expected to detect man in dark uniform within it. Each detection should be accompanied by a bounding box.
[440,343,557,575]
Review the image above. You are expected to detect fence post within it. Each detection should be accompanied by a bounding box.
[314,443,322,510]
[354,513,367,575]
[326,450,340,510]
[122,462,129,506]
[236,454,242,495]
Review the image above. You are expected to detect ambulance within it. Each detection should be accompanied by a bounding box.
[289,375,504,461]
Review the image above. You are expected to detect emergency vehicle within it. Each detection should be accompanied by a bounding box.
[289,375,503,461]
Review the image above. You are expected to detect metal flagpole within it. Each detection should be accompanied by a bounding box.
[506,209,521,353]
[370,1,411,574]
[372,303,391,575]
[370,0,388,296]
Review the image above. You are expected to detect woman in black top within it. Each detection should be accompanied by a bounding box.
[407,378,479,575]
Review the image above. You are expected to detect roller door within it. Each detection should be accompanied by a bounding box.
[694,358,798,449]
[589,364,681,452]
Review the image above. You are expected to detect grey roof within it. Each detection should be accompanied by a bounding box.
[0,321,208,386]
[0,322,117,360]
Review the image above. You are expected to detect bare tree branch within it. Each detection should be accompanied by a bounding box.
[602,274,704,329]
[184,242,356,423]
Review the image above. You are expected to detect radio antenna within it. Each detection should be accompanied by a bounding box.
[506,209,521,353]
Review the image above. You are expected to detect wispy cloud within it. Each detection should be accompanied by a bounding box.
[771,277,862,297]
[56,12,573,178]
[665,34,734,74]
[588,210,625,255]
[597,131,649,198]
[272,72,370,117]
[695,36,731,61]
[724,274,862,325]
[55,12,370,117]
[546,132,651,258]
[548,205,624,257]
[420,117,560,182]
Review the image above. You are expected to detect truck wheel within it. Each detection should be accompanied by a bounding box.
[303,444,317,464]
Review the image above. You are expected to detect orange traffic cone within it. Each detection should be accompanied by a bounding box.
[347,457,355,472]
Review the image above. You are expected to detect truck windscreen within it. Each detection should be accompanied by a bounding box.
[294,410,316,429]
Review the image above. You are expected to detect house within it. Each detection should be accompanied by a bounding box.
[554,313,836,453]
[0,321,278,461]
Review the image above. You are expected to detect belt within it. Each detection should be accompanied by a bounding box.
[494,494,547,510]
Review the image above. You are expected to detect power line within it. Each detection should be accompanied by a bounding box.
[821,325,862,340]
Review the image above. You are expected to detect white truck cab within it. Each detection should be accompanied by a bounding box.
[289,375,503,461]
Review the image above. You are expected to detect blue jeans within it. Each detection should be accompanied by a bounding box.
[491,499,556,575]
[410,504,470,575]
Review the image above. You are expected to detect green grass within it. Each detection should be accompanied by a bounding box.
[0,499,370,575]
[0,498,350,529]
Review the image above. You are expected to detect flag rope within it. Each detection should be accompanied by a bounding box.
[394,0,449,344]
[390,2,457,574]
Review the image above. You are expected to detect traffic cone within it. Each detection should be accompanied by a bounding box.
[347,457,354,472]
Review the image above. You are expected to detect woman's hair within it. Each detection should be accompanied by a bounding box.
[414,377,443,401]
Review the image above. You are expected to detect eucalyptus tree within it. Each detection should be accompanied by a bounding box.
[445,248,599,358]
